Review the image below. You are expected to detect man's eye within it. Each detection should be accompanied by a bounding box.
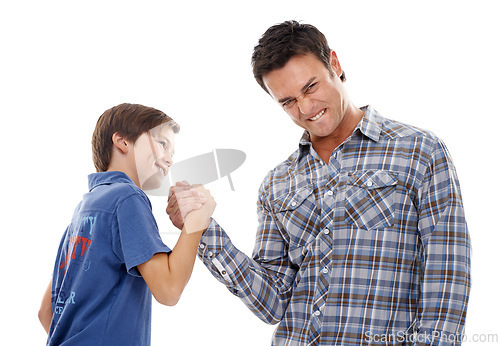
[158,141,166,148]
[282,100,294,108]
[306,82,318,93]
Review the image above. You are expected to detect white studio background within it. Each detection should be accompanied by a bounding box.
[1,0,498,345]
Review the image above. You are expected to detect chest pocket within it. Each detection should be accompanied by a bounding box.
[345,170,398,231]
[273,186,318,248]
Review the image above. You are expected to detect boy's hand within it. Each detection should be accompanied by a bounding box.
[167,181,206,230]
[183,185,216,234]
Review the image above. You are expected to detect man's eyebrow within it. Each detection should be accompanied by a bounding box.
[277,77,317,104]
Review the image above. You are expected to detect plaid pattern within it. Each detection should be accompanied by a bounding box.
[198,106,471,345]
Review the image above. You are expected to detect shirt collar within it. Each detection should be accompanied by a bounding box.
[88,171,135,191]
[356,105,382,142]
[297,105,382,162]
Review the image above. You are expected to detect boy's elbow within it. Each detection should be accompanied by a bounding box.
[157,296,180,306]
[153,286,182,306]
[38,306,52,333]
[38,306,49,320]
[37,309,43,323]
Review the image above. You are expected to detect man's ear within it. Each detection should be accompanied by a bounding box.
[329,50,343,77]
[112,132,130,154]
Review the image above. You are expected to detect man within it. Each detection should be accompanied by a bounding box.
[168,21,470,345]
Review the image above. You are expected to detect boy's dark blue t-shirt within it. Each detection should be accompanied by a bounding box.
[48,171,171,346]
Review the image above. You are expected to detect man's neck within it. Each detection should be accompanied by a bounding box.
[311,106,364,164]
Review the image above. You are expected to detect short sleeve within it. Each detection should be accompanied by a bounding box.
[115,193,171,276]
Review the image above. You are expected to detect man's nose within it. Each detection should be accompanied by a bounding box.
[296,94,314,115]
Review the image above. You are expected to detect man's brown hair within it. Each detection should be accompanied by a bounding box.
[251,20,345,94]
[92,103,179,172]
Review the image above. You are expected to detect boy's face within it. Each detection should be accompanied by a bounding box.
[133,124,175,190]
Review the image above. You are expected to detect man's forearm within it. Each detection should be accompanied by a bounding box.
[198,219,295,324]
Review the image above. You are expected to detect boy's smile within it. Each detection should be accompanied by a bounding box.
[133,125,175,190]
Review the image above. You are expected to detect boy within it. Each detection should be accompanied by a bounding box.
[38,103,214,345]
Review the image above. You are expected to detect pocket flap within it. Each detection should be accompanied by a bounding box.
[273,186,313,211]
[348,170,398,189]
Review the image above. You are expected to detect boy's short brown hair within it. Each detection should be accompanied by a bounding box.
[92,103,179,172]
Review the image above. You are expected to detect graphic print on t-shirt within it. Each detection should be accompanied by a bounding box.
[53,215,96,315]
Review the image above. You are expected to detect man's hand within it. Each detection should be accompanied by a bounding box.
[166,181,206,230]
[183,185,216,234]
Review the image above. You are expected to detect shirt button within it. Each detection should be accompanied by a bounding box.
[313,310,321,317]
[327,190,333,196]
[291,201,297,207]
[366,180,373,187]
[221,270,227,275]
[207,251,214,258]
[322,267,329,274]
[199,244,206,250]
[323,228,330,235]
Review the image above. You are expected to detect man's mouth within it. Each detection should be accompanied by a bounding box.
[308,109,326,121]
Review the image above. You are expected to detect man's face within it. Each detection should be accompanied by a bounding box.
[262,52,348,141]
[133,125,175,190]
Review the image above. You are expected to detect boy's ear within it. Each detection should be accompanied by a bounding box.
[112,132,130,154]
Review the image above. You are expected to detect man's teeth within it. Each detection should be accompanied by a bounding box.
[309,109,325,121]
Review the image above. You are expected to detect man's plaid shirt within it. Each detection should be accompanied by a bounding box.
[198,106,471,345]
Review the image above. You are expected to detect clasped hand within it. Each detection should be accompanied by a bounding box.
[166,181,216,233]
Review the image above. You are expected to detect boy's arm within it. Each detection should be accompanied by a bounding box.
[137,231,203,306]
[137,186,215,306]
[38,280,52,334]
